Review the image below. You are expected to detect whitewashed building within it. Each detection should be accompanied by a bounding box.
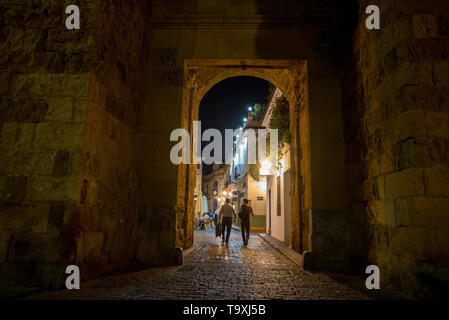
[228,116,267,231]
[261,88,292,244]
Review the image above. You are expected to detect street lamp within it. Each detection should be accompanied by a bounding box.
[248,106,252,112]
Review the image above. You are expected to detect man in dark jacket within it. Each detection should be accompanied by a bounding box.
[238,199,254,246]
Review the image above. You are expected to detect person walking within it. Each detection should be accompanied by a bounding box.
[238,199,254,246]
[218,198,236,247]
[212,211,218,229]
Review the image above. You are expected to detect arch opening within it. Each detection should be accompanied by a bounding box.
[175,59,311,259]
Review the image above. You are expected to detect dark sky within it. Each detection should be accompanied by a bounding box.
[199,76,272,175]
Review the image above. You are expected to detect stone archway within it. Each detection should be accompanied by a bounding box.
[175,59,312,257]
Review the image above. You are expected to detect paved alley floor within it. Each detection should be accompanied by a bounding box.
[26,229,371,300]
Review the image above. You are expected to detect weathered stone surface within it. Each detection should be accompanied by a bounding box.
[34,122,84,150]
[44,97,74,122]
[343,0,449,298]
[385,168,425,198]
[413,15,438,39]
[0,0,96,287]
[0,0,447,299]
[0,122,36,151]
[425,166,449,196]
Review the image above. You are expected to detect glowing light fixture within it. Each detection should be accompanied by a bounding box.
[259,160,272,176]
[248,106,252,112]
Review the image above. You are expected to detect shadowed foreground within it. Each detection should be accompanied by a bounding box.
[26,230,370,300]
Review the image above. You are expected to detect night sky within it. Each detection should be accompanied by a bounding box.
[199,76,272,175]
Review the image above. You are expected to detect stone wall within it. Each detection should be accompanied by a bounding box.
[4,0,447,297]
[75,0,156,281]
[343,0,449,297]
[0,0,96,287]
[0,0,180,288]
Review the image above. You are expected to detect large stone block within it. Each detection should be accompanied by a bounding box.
[31,151,59,176]
[368,199,395,227]
[29,203,50,234]
[0,202,49,234]
[44,29,94,52]
[0,203,30,230]
[0,176,28,204]
[425,166,449,196]
[393,138,434,170]
[384,110,427,148]
[0,122,36,151]
[35,122,84,150]
[73,99,87,122]
[25,176,78,202]
[397,38,449,63]
[394,197,423,227]
[366,149,396,178]
[23,29,45,51]
[385,168,425,198]
[44,97,74,122]
[363,176,386,201]
[11,74,91,97]
[395,196,449,228]
[413,197,449,228]
[0,96,49,122]
[47,202,65,232]
[0,150,31,175]
[0,28,24,52]
[389,226,439,261]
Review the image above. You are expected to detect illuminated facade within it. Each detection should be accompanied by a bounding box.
[202,164,228,213]
[228,116,267,231]
[261,88,292,244]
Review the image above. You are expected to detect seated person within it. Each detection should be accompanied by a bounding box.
[199,212,208,229]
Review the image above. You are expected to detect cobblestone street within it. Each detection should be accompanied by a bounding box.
[27,230,370,300]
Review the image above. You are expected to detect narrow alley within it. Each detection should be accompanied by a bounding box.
[27,230,370,300]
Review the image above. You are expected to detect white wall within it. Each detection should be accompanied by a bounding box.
[247,176,266,215]
[265,148,291,242]
[268,174,284,241]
